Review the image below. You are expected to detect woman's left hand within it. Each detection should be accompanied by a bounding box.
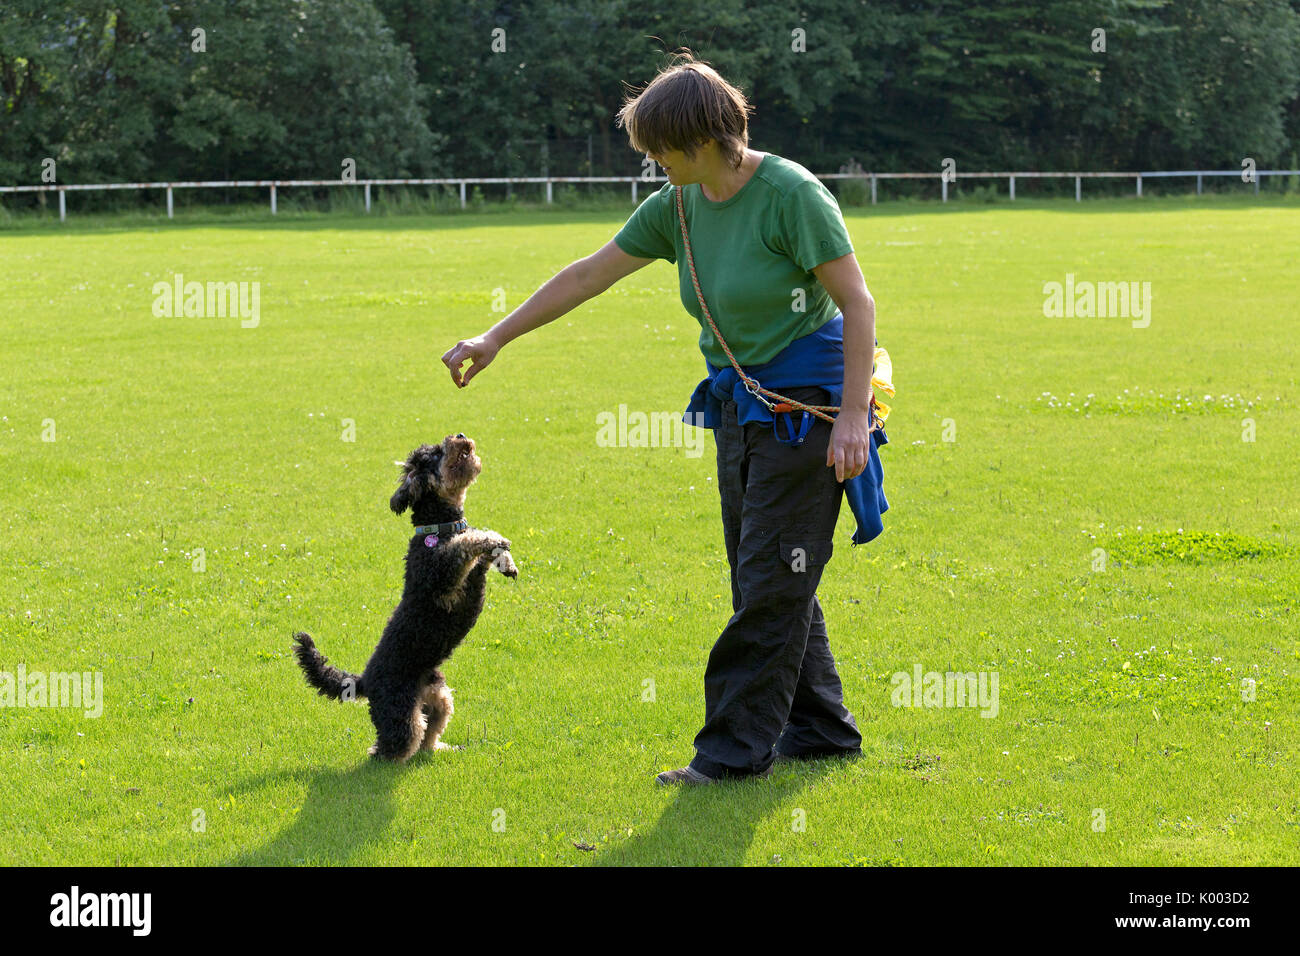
[827,406,875,482]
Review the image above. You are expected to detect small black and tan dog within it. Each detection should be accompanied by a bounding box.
[293,433,516,762]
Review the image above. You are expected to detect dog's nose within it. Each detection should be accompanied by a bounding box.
[455,433,465,439]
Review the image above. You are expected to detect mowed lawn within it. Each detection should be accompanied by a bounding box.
[1,195,1297,866]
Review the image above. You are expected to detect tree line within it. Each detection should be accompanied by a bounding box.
[2,0,1298,189]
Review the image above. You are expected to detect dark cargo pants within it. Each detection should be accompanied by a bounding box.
[690,386,863,779]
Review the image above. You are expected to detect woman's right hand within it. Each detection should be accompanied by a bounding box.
[442,332,500,388]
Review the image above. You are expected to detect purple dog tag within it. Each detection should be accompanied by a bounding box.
[424,534,439,548]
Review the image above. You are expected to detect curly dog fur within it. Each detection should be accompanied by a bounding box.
[293,434,516,762]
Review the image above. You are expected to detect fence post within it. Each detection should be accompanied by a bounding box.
[870,174,877,205]
[1135,175,1142,197]
[941,177,948,202]
[546,180,553,204]
[166,186,174,219]
[1009,175,1016,201]
[364,183,371,213]
[270,184,277,214]
[459,181,466,209]
[1196,173,1203,195]
[631,180,638,203]
[1075,175,1081,202]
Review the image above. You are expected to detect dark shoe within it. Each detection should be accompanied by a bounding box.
[655,763,776,785]
[655,766,716,786]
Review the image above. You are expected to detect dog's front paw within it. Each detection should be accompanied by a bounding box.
[476,529,511,552]
[490,547,518,578]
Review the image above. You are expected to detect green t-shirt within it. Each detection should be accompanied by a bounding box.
[614,153,854,368]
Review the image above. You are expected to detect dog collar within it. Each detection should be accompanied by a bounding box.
[414,519,468,537]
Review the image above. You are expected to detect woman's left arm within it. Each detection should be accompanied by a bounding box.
[812,252,876,482]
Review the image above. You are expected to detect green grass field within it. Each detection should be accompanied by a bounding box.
[2,195,1297,866]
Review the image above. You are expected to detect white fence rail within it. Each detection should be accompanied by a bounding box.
[2,170,1294,221]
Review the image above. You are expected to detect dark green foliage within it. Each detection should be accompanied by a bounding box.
[1,0,436,185]
[3,0,1299,185]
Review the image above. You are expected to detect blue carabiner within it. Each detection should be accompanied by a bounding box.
[773,408,814,446]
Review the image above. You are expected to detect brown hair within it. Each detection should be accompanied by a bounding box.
[615,51,754,170]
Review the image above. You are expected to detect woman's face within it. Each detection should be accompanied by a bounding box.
[647,143,711,184]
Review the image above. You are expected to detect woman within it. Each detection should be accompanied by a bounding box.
[442,53,887,785]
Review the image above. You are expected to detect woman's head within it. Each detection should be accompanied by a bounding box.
[616,52,754,177]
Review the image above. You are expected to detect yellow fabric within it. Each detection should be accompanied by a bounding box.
[871,346,895,424]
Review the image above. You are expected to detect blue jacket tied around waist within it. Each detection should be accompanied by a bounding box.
[684,314,889,546]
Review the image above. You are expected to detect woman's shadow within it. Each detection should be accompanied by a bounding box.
[223,757,836,866]
[587,762,831,867]
[223,757,410,866]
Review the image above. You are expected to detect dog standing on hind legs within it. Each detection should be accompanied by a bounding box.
[293,433,517,762]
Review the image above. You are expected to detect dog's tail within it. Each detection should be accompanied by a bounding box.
[293,632,365,701]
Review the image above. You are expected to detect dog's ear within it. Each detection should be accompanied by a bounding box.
[390,471,415,514]
[390,480,411,514]
[391,446,442,514]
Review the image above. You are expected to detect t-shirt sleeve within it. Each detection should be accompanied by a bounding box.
[613,186,677,263]
[780,179,854,273]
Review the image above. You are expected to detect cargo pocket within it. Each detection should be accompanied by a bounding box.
[779,533,834,575]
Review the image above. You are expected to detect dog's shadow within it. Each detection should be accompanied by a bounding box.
[585,764,830,867]
[223,758,410,866]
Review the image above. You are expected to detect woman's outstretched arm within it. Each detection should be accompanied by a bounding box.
[442,239,653,387]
